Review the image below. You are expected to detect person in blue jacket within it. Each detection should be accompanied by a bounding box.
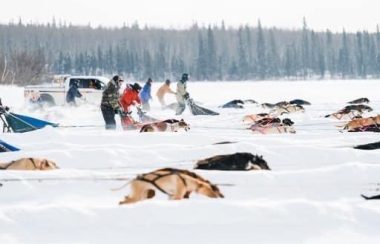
[66,80,83,106]
[140,78,153,111]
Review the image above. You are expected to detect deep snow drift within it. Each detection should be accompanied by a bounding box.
[1,80,380,244]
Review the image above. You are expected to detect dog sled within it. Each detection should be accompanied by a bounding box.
[0,100,58,133]
[186,98,219,116]
[136,107,158,123]
[119,107,159,130]
[0,140,20,152]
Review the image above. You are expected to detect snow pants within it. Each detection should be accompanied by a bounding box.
[101,104,116,130]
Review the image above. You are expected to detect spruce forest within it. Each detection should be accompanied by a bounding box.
[1,19,380,84]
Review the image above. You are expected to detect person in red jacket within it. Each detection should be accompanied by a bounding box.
[119,83,142,129]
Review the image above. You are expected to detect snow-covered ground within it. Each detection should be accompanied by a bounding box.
[1,80,380,244]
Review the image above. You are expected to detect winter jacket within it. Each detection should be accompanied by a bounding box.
[66,84,82,103]
[140,82,152,103]
[156,84,175,99]
[101,80,120,110]
[120,86,141,112]
[176,81,187,103]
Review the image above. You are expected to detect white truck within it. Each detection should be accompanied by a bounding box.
[24,75,109,106]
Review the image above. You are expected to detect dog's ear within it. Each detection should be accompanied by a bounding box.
[42,160,49,168]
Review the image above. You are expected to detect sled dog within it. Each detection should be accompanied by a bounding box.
[343,115,380,131]
[195,152,270,171]
[251,123,296,134]
[242,113,271,124]
[119,168,224,204]
[0,158,59,170]
[289,99,311,106]
[270,104,305,116]
[347,98,370,104]
[325,105,373,120]
[140,119,190,132]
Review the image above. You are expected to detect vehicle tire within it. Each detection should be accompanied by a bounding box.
[39,94,56,106]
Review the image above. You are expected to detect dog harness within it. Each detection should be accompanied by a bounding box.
[135,169,188,196]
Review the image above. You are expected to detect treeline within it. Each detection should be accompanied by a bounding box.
[1,19,380,84]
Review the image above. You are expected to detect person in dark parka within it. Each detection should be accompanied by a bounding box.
[100,75,124,130]
[66,80,83,105]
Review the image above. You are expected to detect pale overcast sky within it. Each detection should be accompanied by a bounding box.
[1,0,380,32]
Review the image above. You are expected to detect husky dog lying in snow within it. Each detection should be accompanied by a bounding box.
[325,105,373,120]
[243,99,258,104]
[194,152,270,171]
[342,115,380,131]
[0,158,59,170]
[251,119,296,134]
[250,118,294,128]
[139,119,190,132]
[289,99,311,106]
[270,104,305,116]
[348,97,370,104]
[242,113,272,124]
[119,168,224,204]
[220,99,245,109]
[261,103,277,109]
[354,141,380,150]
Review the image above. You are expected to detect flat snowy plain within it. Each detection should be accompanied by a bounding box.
[0,80,380,244]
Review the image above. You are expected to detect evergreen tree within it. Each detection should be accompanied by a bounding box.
[237,27,248,79]
[267,30,280,78]
[256,20,267,80]
[196,33,207,80]
[325,29,336,78]
[301,18,310,78]
[206,26,217,80]
[338,30,351,78]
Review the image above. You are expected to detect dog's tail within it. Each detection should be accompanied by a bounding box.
[111,179,133,191]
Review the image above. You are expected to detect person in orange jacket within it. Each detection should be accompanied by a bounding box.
[156,79,176,108]
[119,83,142,129]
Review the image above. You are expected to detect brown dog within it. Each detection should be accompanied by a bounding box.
[0,158,59,170]
[242,113,271,124]
[119,168,224,204]
[139,119,190,132]
[343,115,380,131]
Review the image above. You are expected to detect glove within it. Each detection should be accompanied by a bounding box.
[183,93,190,99]
[115,106,124,114]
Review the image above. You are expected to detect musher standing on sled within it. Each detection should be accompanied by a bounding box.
[100,75,124,130]
[120,83,142,129]
[176,73,189,115]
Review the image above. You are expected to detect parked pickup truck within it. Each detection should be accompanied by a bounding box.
[24,75,109,106]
